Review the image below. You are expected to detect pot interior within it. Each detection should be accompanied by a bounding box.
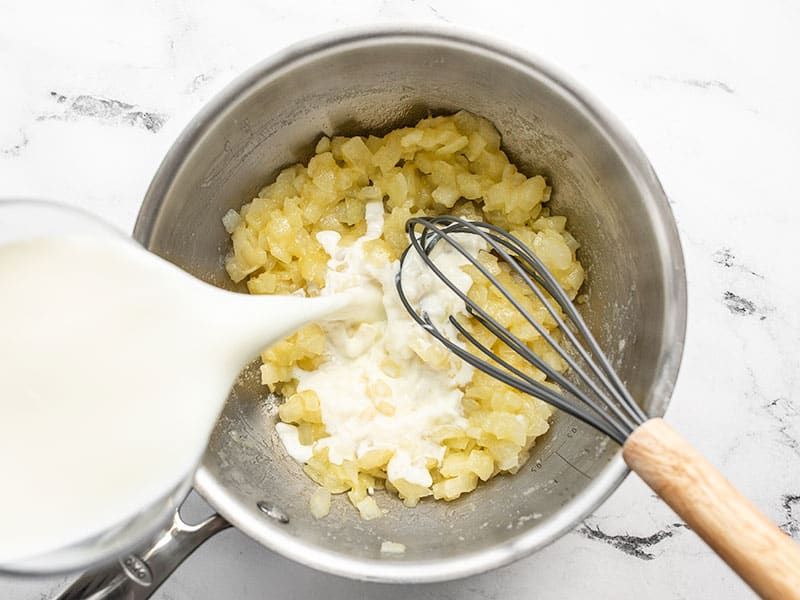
[136,32,683,580]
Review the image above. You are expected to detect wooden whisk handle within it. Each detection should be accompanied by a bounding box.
[623,418,800,600]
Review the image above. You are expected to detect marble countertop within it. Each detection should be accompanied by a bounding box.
[1,1,798,598]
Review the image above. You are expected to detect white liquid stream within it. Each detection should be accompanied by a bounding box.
[277,202,485,489]
[0,204,480,565]
[0,233,368,564]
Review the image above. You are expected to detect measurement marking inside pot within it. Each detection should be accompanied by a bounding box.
[555,451,591,480]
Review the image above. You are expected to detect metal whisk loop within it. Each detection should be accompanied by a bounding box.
[396,215,647,445]
[456,219,646,428]
[396,220,629,442]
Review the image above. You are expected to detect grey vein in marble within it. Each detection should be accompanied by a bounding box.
[765,396,800,458]
[0,131,29,157]
[713,247,764,279]
[577,522,688,560]
[723,291,758,316]
[187,72,215,94]
[679,78,735,94]
[722,290,768,320]
[780,494,800,539]
[39,92,167,133]
[650,75,736,94]
[427,3,450,22]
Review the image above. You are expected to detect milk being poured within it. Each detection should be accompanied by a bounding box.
[0,231,368,565]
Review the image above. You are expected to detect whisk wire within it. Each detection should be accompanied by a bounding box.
[504,238,647,421]
[408,217,639,433]
[461,220,648,428]
[461,303,634,436]
[396,215,647,445]
[498,230,647,423]
[407,298,629,442]
[449,312,631,442]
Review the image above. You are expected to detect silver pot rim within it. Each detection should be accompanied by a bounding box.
[135,24,687,583]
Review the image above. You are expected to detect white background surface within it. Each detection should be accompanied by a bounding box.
[1,0,799,598]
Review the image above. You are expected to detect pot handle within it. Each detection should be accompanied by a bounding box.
[54,509,231,600]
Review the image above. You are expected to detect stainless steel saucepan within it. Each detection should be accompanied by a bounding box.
[58,26,686,598]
